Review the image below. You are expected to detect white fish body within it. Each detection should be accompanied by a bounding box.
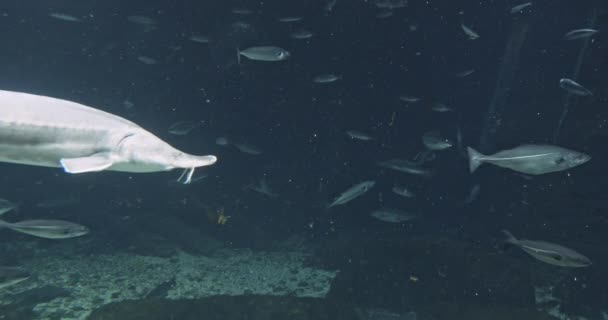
[467,145,590,175]
[0,90,216,183]
[510,2,532,14]
[346,130,373,141]
[461,23,480,40]
[392,185,415,198]
[49,13,81,22]
[238,46,290,62]
[564,28,599,40]
[371,208,416,223]
[503,230,591,267]
[559,78,593,96]
[0,219,89,239]
[329,181,375,208]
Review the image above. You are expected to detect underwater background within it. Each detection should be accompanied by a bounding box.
[0,0,607,319]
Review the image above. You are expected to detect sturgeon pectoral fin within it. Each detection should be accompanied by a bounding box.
[60,152,114,174]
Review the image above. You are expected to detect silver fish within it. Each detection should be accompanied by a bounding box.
[290,29,314,40]
[127,15,157,25]
[168,121,203,135]
[371,208,416,223]
[137,56,158,65]
[313,74,342,83]
[467,145,590,175]
[461,23,480,40]
[0,199,17,216]
[564,28,599,40]
[0,219,89,239]
[234,143,262,155]
[399,95,421,103]
[559,78,593,96]
[328,181,375,208]
[461,184,480,205]
[0,266,30,289]
[431,103,452,112]
[238,46,290,62]
[455,69,475,78]
[49,13,81,22]
[215,136,230,146]
[510,2,532,14]
[422,131,453,150]
[375,0,407,9]
[278,16,303,23]
[189,35,212,43]
[378,159,433,177]
[346,130,374,141]
[376,10,394,19]
[503,230,591,267]
[392,185,415,198]
[247,178,278,197]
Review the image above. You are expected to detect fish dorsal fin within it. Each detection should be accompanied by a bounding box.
[60,152,114,174]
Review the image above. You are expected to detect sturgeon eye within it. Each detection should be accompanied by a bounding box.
[555,157,566,165]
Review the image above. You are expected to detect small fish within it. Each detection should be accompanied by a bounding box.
[313,74,342,83]
[371,208,416,223]
[422,131,453,150]
[0,219,89,239]
[290,29,314,40]
[278,16,303,22]
[168,120,203,135]
[461,184,480,205]
[375,0,407,9]
[399,95,421,103]
[324,0,338,14]
[392,185,415,198]
[510,2,532,14]
[0,199,17,216]
[0,266,30,289]
[189,35,212,43]
[232,8,254,15]
[234,143,262,155]
[346,130,373,141]
[378,159,433,177]
[246,178,278,197]
[49,13,81,22]
[431,103,452,112]
[461,23,480,40]
[467,145,590,175]
[215,136,230,146]
[137,56,157,65]
[503,230,591,267]
[328,181,375,208]
[559,78,593,96]
[375,10,394,19]
[127,15,157,25]
[238,46,290,63]
[455,69,475,78]
[564,28,599,40]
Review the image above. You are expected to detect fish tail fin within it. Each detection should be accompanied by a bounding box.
[0,220,11,228]
[236,46,241,65]
[467,147,485,173]
[502,229,518,244]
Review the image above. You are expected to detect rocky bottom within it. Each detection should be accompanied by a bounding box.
[0,249,337,320]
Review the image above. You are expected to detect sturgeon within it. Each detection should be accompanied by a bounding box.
[0,90,217,183]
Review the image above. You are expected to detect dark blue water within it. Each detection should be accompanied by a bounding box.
[0,0,606,319]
